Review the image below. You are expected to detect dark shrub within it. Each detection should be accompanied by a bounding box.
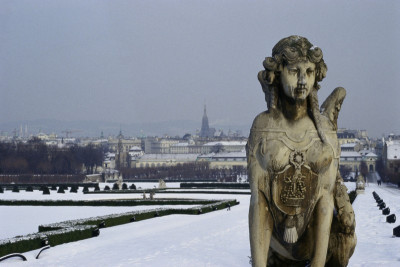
[94,184,100,191]
[51,185,57,191]
[26,186,34,192]
[122,183,128,190]
[112,183,119,190]
[348,190,357,204]
[39,185,45,191]
[0,186,3,193]
[12,185,19,193]
[129,183,136,190]
[104,185,110,191]
[57,187,65,193]
[83,186,89,193]
[42,187,50,195]
[70,186,78,193]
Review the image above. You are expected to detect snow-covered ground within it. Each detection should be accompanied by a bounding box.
[1,182,400,266]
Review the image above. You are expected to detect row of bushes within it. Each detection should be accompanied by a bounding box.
[180,182,250,189]
[0,183,138,194]
[0,199,238,257]
[85,189,250,195]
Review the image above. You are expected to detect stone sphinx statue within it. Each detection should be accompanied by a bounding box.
[356,175,365,191]
[247,36,356,267]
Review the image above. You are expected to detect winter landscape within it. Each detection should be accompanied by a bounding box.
[0,181,399,267]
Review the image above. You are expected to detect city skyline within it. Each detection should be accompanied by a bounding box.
[2,1,399,138]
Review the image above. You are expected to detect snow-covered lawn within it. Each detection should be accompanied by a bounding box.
[1,182,400,266]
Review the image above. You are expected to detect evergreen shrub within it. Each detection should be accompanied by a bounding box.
[57,187,65,193]
[0,186,3,193]
[112,183,119,190]
[104,185,110,191]
[122,183,128,190]
[348,190,357,204]
[70,185,78,193]
[12,185,19,193]
[94,184,100,191]
[42,187,50,195]
[26,185,34,192]
[129,183,136,190]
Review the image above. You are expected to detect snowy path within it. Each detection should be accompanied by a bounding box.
[349,183,400,267]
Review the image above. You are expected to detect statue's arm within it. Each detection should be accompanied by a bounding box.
[320,87,346,130]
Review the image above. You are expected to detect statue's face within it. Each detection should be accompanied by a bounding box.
[281,60,316,101]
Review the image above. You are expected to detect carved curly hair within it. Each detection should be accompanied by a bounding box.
[258,35,328,143]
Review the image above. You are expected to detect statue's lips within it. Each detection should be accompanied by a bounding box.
[295,88,307,94]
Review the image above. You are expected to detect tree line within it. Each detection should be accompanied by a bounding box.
[120,161,247,182]
[0,138,103,176]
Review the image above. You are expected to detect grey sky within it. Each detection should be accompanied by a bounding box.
[1,0,399,138]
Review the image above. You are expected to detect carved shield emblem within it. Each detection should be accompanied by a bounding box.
[272,151,318,216]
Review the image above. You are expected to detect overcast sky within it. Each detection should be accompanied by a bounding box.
[1,0,399,138]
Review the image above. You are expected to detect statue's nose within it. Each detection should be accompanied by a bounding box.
[298,72,306,86]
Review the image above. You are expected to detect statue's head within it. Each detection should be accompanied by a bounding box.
[259,36,327,107]
[259,36,328,143]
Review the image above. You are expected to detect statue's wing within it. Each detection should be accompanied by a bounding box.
[320,87,346,130]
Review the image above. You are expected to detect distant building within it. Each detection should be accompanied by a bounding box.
[339,144,377,174]
[383,139,400,184]
[144,137,179,154]
[337,131,357,145]
[199,105,215,138]
[133,154,199,168]
[198,151,247,169]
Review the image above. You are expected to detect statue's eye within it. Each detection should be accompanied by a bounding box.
[307,68,314,75]
[289,68,298,74]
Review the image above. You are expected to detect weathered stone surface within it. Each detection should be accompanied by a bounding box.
[247,35,356,267]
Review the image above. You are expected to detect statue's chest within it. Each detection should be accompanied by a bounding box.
[255,130,337,174]
[253,130,339,215]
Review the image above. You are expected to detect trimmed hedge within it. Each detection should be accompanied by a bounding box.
[0,199,222,207]
[84,189,250,195]
[0,225,95,257]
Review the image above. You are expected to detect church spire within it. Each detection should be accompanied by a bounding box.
[200,104,210,138]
